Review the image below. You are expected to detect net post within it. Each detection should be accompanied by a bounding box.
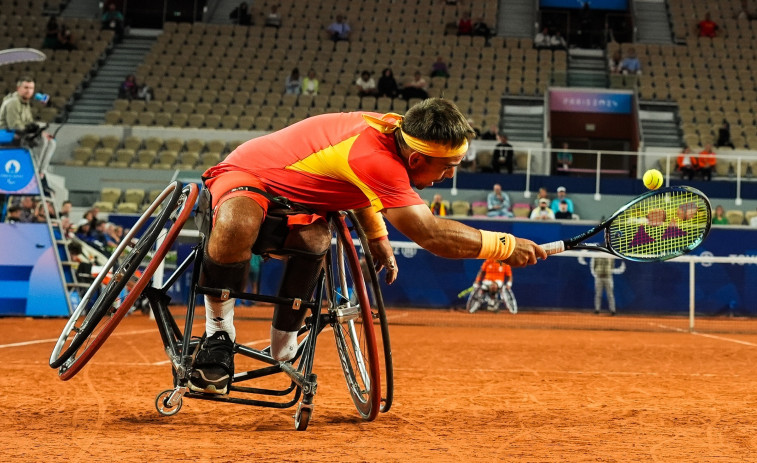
[688,260,695,332]
[736,158,743,206]
[523,148,532,198]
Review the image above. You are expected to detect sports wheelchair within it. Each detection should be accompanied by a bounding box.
[49,181,393,430]
[466,281,518,314]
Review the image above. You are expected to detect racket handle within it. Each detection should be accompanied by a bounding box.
[540,240,565,255]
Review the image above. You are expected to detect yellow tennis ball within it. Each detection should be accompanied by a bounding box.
[643,169,663,190]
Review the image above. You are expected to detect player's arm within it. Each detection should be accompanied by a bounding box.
[382,204,546,267]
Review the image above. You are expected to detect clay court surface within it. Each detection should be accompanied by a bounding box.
[2,308,757,463]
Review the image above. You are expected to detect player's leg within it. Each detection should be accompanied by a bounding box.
[190,195,264,394]
[270,220,330,362]
[594,278,603,313]
[606,278,616,315]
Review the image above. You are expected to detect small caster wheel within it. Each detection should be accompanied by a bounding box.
[155,389,182,416]
[294,402,313,431]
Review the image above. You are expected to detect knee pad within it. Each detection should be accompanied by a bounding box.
[200,254,250,293]
[272,250,326,332]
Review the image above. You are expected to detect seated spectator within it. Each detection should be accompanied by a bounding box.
[697,12,719,38]
[534,27,552,49]
[554,200,573,220]
[285,68,303,95]
[42,16,60,49]
[480,124,498,140]
[101,2,124,41]
[530,198,555,220]
[105,223,123,249]
[33,201,54,223]
[15,196,35,222]
[6,205,22,223]
[492,133,513,174]
[354,70,377,97]
[467,118,482,138]
[550,186,574,214]
[430,56,450,78]
[533,187,550,209]
[697,144,717,181]
[556,142,573,172]
[712,205,729,225]
[620,48,641,75]
[487,183,513,218]
[429,194,448,216]
[56,21,76,50]
[75,219,91,241]
[302,69,319,96]
[472,17,493,41]
[327,15,351,41]
[119,74,153,101]
[457,11,473,36]
[265,5,282,28]
[608,49,623,73]
[229,2,252,26]
[550,30,567,50]
[677,146,696,180]
[716,120,735,149]
[402,71,429,100]
[377,68,400,98]
[60,200,72,218]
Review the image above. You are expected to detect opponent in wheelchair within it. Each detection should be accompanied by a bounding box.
[466,258,518,314]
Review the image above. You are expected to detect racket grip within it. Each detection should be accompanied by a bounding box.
[540,240,565,255]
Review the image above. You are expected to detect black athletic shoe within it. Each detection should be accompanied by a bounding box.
[189,331,234,394]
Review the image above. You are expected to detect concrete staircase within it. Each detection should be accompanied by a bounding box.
[567,49,608,88]
[634,0,673,44]
[59,0,102,20]
[66,33,156,124]
[205,0,243,24]
[639,101,682,148]
[500,96,544,143]
[497,0,536,38]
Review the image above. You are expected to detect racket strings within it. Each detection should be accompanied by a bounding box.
[610,190,709,260]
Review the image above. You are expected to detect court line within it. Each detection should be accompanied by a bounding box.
[0,328,157,349]
[653,323,757,347]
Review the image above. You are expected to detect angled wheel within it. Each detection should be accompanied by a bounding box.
[327,214,381,421]
[345,211,394,414]
[503,287,518,314]
[49,182,198,379]
[466,288,484,313]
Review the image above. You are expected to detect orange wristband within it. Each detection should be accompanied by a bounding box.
[477,230,516,260]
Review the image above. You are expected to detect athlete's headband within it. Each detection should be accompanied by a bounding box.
[362,113,469,158]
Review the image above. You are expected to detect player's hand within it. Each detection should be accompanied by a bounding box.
[505,237,547,267]
[368,237,398,285]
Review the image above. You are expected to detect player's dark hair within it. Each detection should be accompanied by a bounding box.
[401,98,475,151]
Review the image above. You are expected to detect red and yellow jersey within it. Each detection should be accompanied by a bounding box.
[478,259,512,281]
[203,112,425,213]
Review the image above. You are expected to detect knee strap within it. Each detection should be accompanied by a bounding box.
[272,250,326,332]
[200,255,250,293]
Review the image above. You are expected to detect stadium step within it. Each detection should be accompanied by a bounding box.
[635,0,674,44]
[497,0,535,38]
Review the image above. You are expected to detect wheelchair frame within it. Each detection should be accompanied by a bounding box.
[466,281,518,314]
[49,181,394,430]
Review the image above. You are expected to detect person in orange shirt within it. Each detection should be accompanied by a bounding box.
[676,145,696,180]
[470,259,513,312]
[697,144,717,181]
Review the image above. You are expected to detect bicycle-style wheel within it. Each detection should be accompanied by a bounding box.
[345,210,394,414]
[503,287,518,314]
[49,182,198,379]
[327,214,381,420]
[466,288,484,313]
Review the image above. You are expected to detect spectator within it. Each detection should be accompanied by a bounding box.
[480,124,498,140]
[677,145,696,180]
[550,186,574,214]
[590,256,625,315]
[556,142,573,172]
[554,200,573,219]
[42,16,60,49]
[608,49,623,73]
[491,133,513,174]
[429,194,448,216]
[57,21,76,50]
[301,69,319,96]
[532,187,550,209]
[402,71,429,100]
[101,2,124,41]
[620,47,641,75]
[105,223,123,249]
[34,201,54,223]
[229,2,252,26]
[467,117,482,139]
[430,56,450,78]
[697,144,717,181]
[716,120,735,149]
[487,183,513,218]
[550,30,567,50]
[530,198,555,220]
[16,196,35,222]
[75,219,91,241]
[377,68,400,98]
[60,200,72,218]
[534,27,552,49]
[327,14,351,42]
[0,76,36,133]
[457,11,473,36]
[265,5,282,28]
[119,74,152,101]
[712,205,729,225]
[697,12,719,38]
[472,17,493,42]
[6,205,22,223]
[285,68,302,95]
[354,70,377,97]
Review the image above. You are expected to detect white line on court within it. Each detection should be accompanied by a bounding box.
[0,328,157,349]
[653,323,757,347]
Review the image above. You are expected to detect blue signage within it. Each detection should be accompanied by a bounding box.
[0,148,39,195]
[540,0,628,11]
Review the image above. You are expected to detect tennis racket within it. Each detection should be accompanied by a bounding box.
[0,48,46,66]
[541,186,711,262]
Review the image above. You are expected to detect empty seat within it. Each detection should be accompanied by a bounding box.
[726,210,744,225]
[124,188,145,205]
[450,200,471,216]
[100,187,122,204]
